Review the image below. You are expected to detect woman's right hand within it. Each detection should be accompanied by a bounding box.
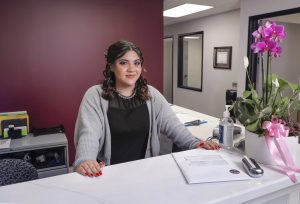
[75,160,105,177]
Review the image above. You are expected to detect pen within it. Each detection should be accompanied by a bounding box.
[184,120,207,127]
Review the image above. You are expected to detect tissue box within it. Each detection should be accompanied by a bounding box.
[0,111,29,139]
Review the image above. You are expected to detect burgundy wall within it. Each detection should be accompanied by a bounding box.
[0,0,163,165]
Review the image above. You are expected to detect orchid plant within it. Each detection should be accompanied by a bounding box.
[233,20,300,136]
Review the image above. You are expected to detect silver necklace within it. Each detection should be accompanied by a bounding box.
[117,90,136,100]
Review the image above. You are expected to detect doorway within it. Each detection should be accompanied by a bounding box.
[163,37,174,103]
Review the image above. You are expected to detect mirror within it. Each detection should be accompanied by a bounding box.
[248,7,300,122]
[178,31,203,91]
[247,7,300,90]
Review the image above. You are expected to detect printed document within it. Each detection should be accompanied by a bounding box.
[172,149,250,184]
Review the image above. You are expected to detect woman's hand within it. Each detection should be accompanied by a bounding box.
[197,140,220,150]
[75,160,105,177]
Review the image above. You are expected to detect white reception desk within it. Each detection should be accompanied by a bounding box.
[0,105,299,204]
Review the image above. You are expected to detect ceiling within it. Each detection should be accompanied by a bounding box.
[163,0,240,26]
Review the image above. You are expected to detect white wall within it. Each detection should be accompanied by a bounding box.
[238,0,300,96]
[164,10,240,118]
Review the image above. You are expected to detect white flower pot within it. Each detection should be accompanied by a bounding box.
[245,130,299,165]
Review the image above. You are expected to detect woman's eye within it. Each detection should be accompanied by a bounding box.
[119,61,127,65]
[135,61,141,66]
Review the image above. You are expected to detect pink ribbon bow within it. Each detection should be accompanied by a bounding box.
[263,116,300,183]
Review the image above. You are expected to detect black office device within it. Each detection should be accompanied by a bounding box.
[32,125,65,136]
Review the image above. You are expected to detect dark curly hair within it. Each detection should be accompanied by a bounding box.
[101,40,151,101]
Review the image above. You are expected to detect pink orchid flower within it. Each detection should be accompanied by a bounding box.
[251,20,285,56]
[271,45,282,58]
[251,41,266,53]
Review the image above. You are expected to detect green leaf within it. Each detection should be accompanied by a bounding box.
[242,89,260,106]
[233,98,260,125]
[259,106,272,118]
[243,91,251,98]
[276,75,300,92]
[288,81,300,92]
[274,97,290,116]
[251,89,260,105]
[274,75,288,87]
[246,119,261,133]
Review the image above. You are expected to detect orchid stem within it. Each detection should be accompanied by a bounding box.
[268,53,272,103]
[261,54,265,107]
[266,52,270,105]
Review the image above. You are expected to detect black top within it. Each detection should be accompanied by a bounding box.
[108,93,149,165]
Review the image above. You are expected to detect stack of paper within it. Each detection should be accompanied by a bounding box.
[172,149,250,184]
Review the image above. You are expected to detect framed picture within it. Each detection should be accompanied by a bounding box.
[213,46,232,69]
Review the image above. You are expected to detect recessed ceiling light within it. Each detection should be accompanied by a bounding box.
[163,4,213,18]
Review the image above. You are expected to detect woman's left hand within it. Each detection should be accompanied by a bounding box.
[197,140,220,150]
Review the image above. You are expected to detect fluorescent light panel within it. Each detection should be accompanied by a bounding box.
[184,36,200,39]
[164,4,213,18]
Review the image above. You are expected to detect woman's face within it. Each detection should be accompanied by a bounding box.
[112,50,142,90]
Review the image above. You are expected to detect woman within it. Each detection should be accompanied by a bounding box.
[74,40,220,177]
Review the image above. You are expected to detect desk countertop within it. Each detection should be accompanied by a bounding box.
[171,105,220,139]
[171,105,244,143]
[0,106,299,204]
[0,148,299,204]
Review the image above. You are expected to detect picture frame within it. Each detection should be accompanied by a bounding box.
[213,46,232,69]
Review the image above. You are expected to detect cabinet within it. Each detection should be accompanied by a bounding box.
[0,133,69,178]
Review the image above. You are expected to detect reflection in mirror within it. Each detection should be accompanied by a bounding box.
[248,7,300,121]
[257,17,300,97]
[178,31,203,91]
[248,8,300,90]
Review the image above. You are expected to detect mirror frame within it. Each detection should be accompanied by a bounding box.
[247,7,300,90]
[178,31,204,92]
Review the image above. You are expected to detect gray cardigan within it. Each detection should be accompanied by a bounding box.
[73,85,200,169]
